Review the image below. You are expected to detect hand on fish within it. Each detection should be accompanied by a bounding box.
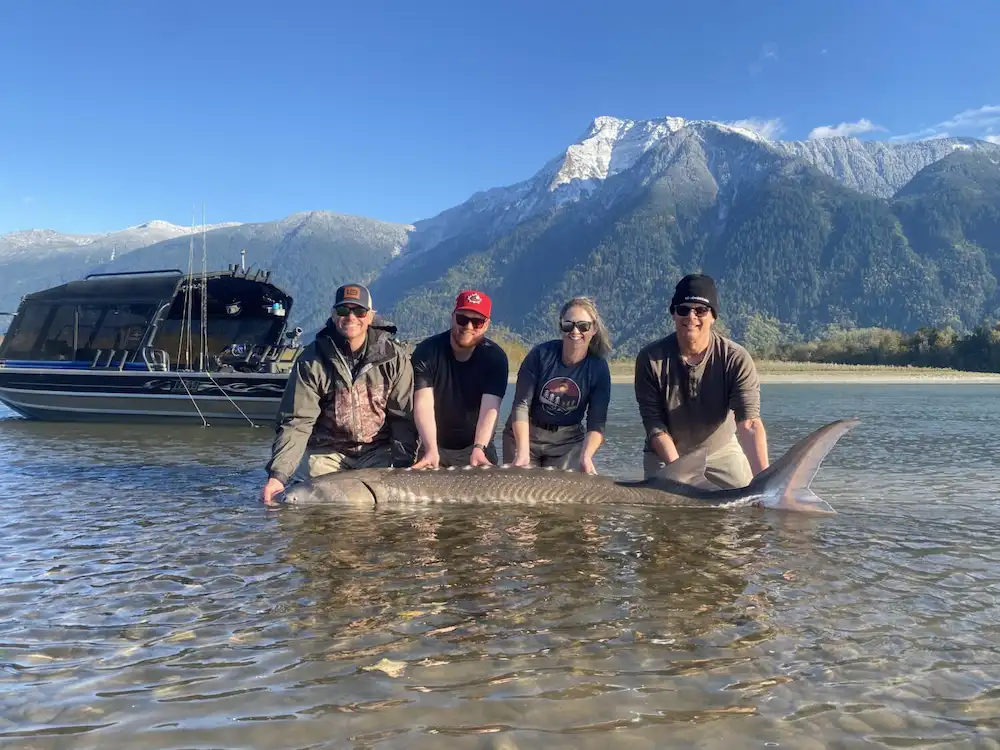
[411,450,440,470]
[469,447,493,467]
[261,477,285,507]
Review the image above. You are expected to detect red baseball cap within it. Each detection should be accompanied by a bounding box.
[454,289,491,318]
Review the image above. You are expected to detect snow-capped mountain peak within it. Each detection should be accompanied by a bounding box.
[136,219,180,230]
[123,219,243,236]
[0,228,93,251]
[768,135,999,197]
[2,218,245,252]
[0,218,245,263]
[550,115,690,190]
[387,114,1000,273]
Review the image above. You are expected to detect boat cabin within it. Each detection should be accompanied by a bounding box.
[0,268,300,373]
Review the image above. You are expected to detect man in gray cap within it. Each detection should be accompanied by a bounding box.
[260,282,416,505]
[633,273,769,488]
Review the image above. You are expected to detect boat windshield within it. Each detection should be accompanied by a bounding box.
[0,301,156,362]
[0,272,293,369]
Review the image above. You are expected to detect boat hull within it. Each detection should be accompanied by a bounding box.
[0,367,288,425]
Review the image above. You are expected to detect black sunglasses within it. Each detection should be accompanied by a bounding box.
[454,313,487,329]
[335,305,368,318]
[674,305,712,318]
[560,320,593,333]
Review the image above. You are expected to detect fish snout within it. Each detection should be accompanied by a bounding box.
[279,476,377,506]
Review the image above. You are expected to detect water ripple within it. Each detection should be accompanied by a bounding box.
[3,386,1000,748]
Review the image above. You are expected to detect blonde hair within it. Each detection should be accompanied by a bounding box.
[559,296,612,359]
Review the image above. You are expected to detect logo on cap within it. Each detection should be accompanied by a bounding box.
[455,289,492,317]
[343,286,361,300]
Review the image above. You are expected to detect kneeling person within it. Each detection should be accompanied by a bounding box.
[634,273,769,489]
[260,283,416,505]
[411,290,509,468]
[502,296,612,474]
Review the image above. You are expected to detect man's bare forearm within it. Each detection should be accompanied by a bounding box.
[736,418,769,475]
[649,431,680,464]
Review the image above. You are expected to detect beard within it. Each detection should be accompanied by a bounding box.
[451,329,483,349]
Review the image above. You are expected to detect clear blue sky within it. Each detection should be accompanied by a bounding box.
[2,0,998,235]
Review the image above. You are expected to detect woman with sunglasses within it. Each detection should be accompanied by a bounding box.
[502,296,612,474]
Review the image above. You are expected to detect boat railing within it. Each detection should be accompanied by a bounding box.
[86,347,170,372]
[89,349,130,371]
[140,347,170,372]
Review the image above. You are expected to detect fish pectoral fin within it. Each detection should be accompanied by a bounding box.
[656,449,714,489]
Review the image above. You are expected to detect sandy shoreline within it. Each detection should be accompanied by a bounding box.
[509,362,1000,385]
[760,373,1000,384]
[607,373,1000,385]
[513,373,1000,385]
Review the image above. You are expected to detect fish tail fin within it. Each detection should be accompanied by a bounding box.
[748,418,860,514]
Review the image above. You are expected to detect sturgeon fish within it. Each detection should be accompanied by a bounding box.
[277,418,859,514]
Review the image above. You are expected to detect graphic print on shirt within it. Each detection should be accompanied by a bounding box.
[539,377,581,415]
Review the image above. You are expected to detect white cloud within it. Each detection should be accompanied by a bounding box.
[749,43,778,75]
[892,104,1000,142]
[726,117,785,140]
[890,127,942,142]
[939,104,1000,130]
[808,118,886,140]
[986,135,1000,144]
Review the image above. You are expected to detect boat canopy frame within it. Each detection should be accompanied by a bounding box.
[0,268,295,371]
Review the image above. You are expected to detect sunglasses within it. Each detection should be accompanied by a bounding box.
[560,320,593,333]
[334,305,368,318]
[674,305,712,318]
[454,313,487,329]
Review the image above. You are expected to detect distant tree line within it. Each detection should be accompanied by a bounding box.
[739,313,1000,372]
[485,315,1000,375]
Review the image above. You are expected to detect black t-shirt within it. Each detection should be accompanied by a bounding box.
[411,331,509,449]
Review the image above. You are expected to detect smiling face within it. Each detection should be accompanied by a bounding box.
[450,309,490,350]
[560,305,596,348]
[671,302,715,350]
[333,303,373,343]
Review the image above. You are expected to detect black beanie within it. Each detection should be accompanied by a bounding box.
[670,273,720,316]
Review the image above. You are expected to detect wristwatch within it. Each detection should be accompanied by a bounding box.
[472,443,488,452]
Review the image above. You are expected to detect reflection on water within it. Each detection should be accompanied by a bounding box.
[3,384,1000,748]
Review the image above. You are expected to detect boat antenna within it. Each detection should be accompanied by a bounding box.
[178,207,196,370]
[199,203,209,373]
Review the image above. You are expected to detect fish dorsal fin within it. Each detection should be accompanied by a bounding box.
[655,448,717,490]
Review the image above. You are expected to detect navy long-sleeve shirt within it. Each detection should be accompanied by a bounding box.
[510,339,611,434]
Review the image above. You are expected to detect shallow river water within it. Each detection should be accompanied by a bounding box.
[3,383,1000,749]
